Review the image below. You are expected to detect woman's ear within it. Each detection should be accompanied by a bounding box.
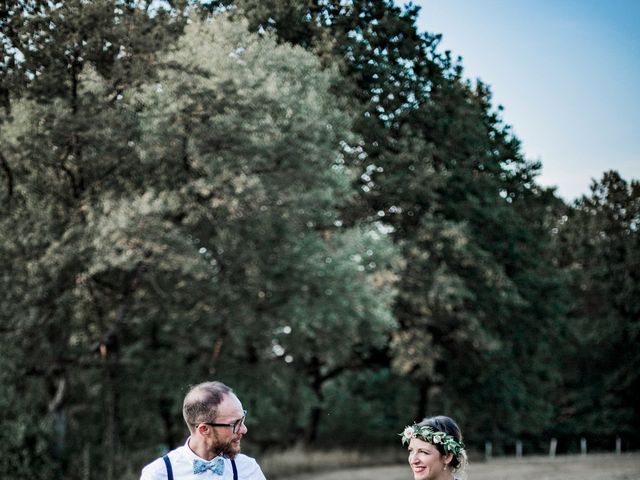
[443,452,454,466]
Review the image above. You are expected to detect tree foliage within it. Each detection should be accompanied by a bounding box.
[1,2,638,479]
[1,7,397,478]
[214,0,568,443]
[554,172,640,445]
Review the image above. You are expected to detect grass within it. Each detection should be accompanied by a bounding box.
[260,445,406,479]
[261,449,640,480]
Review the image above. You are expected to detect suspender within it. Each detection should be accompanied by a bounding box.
[162,455,173,480]
[162,455,237,480]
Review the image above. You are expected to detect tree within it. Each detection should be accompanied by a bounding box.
[1,10,398,477]
[1,2,184,477]
[211,0,566,444]
[554,171,640,447]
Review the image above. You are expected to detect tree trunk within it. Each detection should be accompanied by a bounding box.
[305,361,324,445]
[103,357,116,480]
[160,397,179,448]
[305,401,323,445]
[48,377,67,480]
[415,379,430,422]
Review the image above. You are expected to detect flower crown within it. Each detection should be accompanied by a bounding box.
[400,424,466,459]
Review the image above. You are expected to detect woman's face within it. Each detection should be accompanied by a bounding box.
[407,437,451,480]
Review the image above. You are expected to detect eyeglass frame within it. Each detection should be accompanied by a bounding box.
[199,410,247,433]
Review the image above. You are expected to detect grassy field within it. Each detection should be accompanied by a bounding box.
[278,453,640,480]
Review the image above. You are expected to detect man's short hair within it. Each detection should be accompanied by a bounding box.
[183,381,233,432]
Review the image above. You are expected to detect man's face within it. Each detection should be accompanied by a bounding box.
[209,393,248,458]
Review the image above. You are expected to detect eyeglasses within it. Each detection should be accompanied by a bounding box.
[200,410,247,433]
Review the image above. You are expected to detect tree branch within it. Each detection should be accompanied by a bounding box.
[0,151,14,202]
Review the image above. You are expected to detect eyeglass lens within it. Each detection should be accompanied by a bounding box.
[233,412,247,432]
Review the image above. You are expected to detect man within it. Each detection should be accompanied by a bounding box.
[141,381,266,480]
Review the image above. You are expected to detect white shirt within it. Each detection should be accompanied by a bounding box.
[140,438,267,480]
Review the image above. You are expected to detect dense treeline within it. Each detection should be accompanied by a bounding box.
[0,1,638,479]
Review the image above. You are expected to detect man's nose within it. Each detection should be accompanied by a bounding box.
[238,422,248,435]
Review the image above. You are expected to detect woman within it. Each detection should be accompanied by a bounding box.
[400,416,467,480]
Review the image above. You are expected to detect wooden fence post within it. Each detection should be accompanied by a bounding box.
[515,440,523,458]
[83,444,90,480]
[485,441,492,461]
[616,436,622,455]
[580,437,587,456]
[549,438,557,458]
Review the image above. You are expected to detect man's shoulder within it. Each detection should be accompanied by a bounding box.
[140,455,166,480]
[232,453,265,479]
[140,446,188,480]
[232,453,259,465]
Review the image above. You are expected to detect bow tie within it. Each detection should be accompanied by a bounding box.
[193,457,225,476]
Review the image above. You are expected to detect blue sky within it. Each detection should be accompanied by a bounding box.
[411,0,640,202]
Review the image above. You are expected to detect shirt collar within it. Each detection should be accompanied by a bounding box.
[185,437,225,462]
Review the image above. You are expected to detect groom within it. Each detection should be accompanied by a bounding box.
[141,381,266,480]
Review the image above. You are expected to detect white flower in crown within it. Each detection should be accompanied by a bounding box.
[403,426,415,439]
[432,435,441,444]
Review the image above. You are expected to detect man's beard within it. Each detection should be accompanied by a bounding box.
[214,434,241,459]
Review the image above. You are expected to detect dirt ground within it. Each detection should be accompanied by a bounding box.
[283,453,640,480]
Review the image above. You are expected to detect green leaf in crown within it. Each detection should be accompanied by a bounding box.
[399,424,466,458]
